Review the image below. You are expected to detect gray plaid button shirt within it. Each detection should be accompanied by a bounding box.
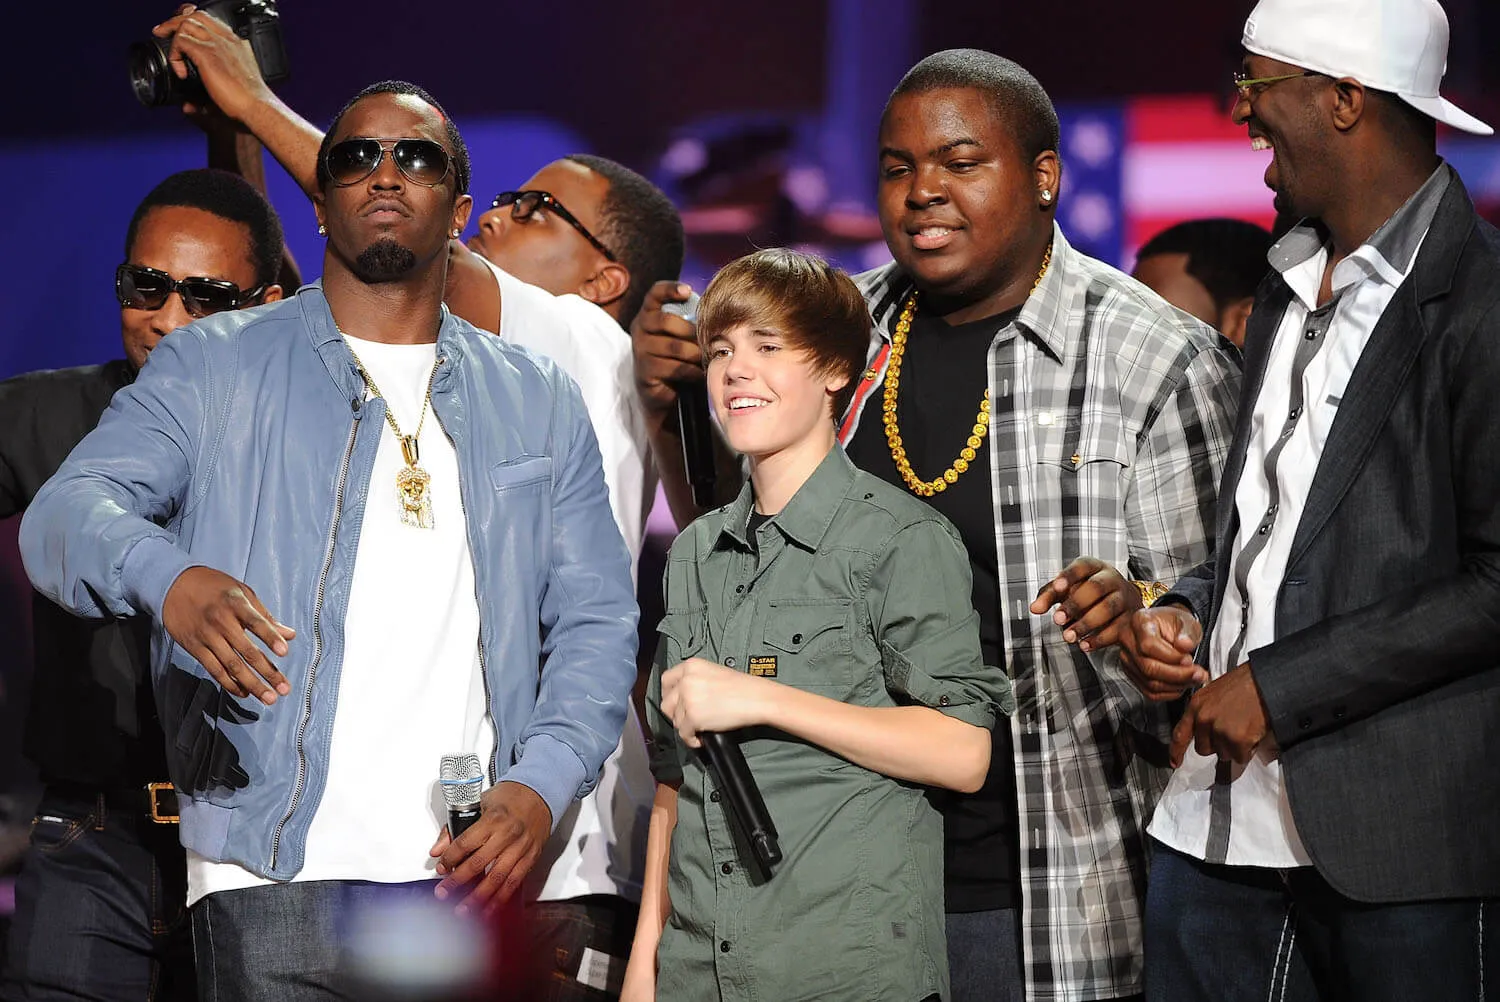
[844,226,1241,1001]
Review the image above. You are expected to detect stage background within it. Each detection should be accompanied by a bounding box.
[1,0,1497,920]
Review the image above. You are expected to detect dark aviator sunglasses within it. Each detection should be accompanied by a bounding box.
[324,137,452,188]
[115,263,265,318]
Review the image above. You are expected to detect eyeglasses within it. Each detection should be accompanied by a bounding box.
[115,263,265,318]
[1232,69,1322,100]
[490,190,617,262]
[324,137,452,187]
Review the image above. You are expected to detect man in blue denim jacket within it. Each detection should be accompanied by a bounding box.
[19,80,637,1000]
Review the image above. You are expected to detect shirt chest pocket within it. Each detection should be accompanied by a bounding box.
[1044,421,1131,513]
[759,599,855,694]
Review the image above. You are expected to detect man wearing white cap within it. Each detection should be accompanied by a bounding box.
[1111,0,1500,999]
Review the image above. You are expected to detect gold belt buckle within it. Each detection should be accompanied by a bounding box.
[146,782,179,824]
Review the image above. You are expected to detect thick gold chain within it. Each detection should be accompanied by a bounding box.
[882,242,1052,497]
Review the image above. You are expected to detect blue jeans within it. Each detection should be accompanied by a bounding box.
[191,878,529,1002]
[0,792,196,1002]
[945,908,1023,1002]
[1146,840,1492,1002]
[0,788,196,1002]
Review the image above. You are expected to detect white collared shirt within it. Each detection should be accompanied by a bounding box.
[1151,166,1450,868]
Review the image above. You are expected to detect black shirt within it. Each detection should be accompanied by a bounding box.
[845,304,1022,912]
[0,360,167,788]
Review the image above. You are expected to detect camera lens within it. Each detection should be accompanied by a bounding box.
[127,40,175,107]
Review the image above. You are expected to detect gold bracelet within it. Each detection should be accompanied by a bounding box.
[1133,580,1170,607]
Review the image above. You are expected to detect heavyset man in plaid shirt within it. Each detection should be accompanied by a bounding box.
[632,49,1239,1002]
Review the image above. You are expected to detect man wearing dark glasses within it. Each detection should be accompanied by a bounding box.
[149,10,683,997]
[21,79,637,1002]
[0,168,283,1002]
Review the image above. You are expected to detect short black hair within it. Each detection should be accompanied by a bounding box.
[1137,218,1274,308]
[316,80,471,197]
[887,49,1061,164]
[124,168,284,288]
[565,154,685,328]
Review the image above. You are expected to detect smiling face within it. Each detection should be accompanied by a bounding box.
[878,86,1054,308]
[315,91,471,285]
[705,323,848,465]
[1232,54,1335,218]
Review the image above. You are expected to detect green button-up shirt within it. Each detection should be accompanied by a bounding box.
[648,446,1014,1002]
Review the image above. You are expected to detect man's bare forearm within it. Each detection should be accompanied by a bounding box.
[236,93,326,200]
[206,129,302,289]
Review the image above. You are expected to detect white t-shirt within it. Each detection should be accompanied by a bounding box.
[481,257,654,905]
[186,334,494,905]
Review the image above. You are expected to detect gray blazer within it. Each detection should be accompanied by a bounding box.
[1167,174,1500,903]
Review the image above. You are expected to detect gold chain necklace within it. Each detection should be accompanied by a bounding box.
[339,325,439,529]
[882,241,1052,497]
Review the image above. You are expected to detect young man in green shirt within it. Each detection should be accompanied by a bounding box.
[623,249,1013,1002]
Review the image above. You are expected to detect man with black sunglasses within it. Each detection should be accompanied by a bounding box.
[0,168,283,1002]
[150,10,684,996]
[21,78,637,1002]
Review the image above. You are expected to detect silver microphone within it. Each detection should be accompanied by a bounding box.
[439,753,484,839]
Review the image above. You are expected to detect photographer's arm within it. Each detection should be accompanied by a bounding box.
[203,127,302,290]
[155,6,324,199]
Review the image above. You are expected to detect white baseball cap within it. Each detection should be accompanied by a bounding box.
[1242,0,1492,136]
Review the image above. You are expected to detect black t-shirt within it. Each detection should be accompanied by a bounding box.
[845,304,1022,912]
[747,509,772,551]
[0,359,167,789]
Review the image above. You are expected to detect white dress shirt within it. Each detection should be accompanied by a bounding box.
[1151,166,1450,867]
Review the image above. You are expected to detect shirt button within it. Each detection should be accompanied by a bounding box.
[791,633,803,644]
[1258,524,1270,535]
[720,941,731,953]
[725,656,736,668]
[710,789,722,803]
[939,695,951,706]
[1288,407,1302,421]
[721,862,733,875]
[1298,716,1313,730]
[735,584,745,594]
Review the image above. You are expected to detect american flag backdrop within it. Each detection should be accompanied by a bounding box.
[1056,94,1500,272]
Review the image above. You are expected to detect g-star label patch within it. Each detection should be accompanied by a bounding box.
[748,656,778,677]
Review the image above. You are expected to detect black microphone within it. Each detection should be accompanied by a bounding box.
[439,753,484,839]
[699,731,782,875]
[663,293,718,509]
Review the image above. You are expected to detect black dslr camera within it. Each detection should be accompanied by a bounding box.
[128,0,290,108]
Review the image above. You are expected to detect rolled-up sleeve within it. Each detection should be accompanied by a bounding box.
[866,519,1014,727]
[646,608,702,786]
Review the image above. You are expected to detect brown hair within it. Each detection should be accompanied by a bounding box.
[695,248,871,422]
